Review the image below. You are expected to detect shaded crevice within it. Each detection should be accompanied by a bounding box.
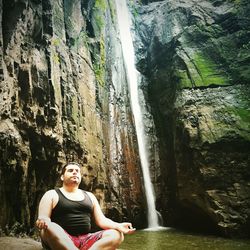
[174,201,220,235]
[41,0,53,37]
[81,0,95,38]
[2,0,27,51]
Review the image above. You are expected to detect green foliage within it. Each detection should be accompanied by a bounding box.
[93,0,107,33]
[51,38,60,64]
[52,38,60,47]
[95,14,105,31]
[95,0,107,10]
[132,6,139,18]
[128,0,139,17]
[108,0,116,24]
[93,36,106,86]
[94,65,105,86]
[52,52,60,64]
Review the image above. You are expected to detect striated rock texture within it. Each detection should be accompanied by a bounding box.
[0,0,145,235]
[134,0,250,237]
[1,0,250,239]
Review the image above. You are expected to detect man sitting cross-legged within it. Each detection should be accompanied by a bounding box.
[36,162,135,250]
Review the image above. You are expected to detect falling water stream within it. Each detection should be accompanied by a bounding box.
[113,1,250,249]
[115,0,159,228]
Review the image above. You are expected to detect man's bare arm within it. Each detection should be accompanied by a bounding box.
[36,190,56,230]
[89,192,135,234]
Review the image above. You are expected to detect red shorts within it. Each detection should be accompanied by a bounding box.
[67,230,104,250]
[42,230,104,250]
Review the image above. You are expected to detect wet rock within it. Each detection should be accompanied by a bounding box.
[134,0,250,237]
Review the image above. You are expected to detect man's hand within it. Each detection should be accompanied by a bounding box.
[36,216,51,231]
[116,222,136,234]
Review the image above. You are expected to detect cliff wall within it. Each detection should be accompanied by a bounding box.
[1,0,250,238]
[135,0,250,237]
[0,0,144,234]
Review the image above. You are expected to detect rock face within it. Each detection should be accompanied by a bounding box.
[134,0,250,237]
[174,85,250,236]
[0,0,144,235]
[1,0,250,239]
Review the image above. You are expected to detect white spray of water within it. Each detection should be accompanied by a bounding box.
[115,0,159,228]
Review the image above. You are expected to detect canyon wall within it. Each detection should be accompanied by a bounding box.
[0,0,144,234]
[1,0,250,238]
[135,0,250,237]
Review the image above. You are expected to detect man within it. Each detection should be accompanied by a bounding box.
[36,162,135,250]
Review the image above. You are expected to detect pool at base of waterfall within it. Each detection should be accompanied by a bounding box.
[120,228,250,250]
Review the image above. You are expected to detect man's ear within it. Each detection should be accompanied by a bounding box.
[60,175,64,181]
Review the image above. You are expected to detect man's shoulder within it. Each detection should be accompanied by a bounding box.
[82,190,97,204]
[44,189,58,197]
[46,188,57,193]
[81,190,94,196]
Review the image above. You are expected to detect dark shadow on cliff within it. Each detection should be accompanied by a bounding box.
[173,202,220,236]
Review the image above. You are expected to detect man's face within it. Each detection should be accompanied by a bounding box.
[61,164,81,184]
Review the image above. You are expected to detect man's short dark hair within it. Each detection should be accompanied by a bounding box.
[61,162,81,175]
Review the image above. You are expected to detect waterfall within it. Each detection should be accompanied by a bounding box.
[115,0,159,228]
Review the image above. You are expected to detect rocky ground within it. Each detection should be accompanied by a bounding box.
[0,237,43,250]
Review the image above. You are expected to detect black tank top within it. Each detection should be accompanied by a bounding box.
[51,189,93,235]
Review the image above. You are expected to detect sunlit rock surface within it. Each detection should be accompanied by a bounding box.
[0,0,144,234]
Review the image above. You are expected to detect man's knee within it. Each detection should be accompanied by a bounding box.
[103,229,124,247]
[41,222,66,241]
[40,223,76,250]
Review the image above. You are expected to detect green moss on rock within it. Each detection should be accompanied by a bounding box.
[178,52,229,89]
[226,106,250,129]
[193,53,229,86]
